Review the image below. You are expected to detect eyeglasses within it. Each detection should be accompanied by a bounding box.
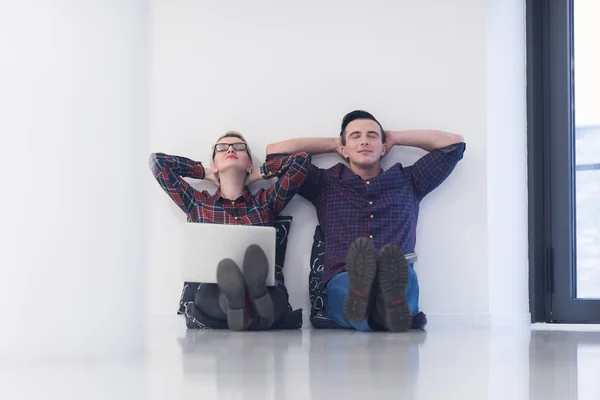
[214,142,247,152]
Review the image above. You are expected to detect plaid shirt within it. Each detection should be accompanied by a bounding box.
[149,152,311,283]
[269,143,465,284]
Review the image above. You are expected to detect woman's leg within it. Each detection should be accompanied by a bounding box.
[242,244,274,320]
[217,258,249,331]
[183,301,228,329]
[268,283,290,323]
[194,283,227,320]
[247,283,291,331]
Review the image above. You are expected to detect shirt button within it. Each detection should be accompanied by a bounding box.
[370,215,374,218]
[369,201,373,205]
[234,217,239,220]
[366,181,370,185]
[369,235,373,239]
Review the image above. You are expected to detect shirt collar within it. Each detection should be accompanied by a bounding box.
[341,164,384,181]
[215,188,253,205]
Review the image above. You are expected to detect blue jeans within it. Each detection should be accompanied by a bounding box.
[325,266,419,331]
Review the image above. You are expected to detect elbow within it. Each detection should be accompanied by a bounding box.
[148,153,158,168]
[434,134,464,150]
[442,133,464,147]
[267,142,294,156]
[266,143,277,156]
[148,152,165,173]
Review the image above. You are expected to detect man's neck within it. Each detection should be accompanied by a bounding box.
[349,162,381,181]
[218,171,246,200]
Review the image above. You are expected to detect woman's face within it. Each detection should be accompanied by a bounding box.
[211,136,252,177]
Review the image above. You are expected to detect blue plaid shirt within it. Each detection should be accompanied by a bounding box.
[269,143,465,284]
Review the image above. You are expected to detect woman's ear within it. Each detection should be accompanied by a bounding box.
[247,160,253,173]
[211,159,218,174]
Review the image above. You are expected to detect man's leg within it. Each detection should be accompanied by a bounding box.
[343,237,378,322]
[372,263,421,329]
[405,264,420,317]
[377,244,413,332]
[325,272,373,331]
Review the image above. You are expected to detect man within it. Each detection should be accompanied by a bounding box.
[266,110,465,332]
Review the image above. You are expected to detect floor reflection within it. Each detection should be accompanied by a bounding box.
[178,329,303,399]
[308,330,426,400]
[168,319,600,400]
[529,330,600,400]
[5,317,600,400]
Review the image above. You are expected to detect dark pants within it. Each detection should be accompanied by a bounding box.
[185,283,291,331]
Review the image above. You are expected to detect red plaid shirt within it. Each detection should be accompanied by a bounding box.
[268,143,466,284]
[149,152,311,225]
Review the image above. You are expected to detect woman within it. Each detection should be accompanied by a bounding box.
[149,131,311,331]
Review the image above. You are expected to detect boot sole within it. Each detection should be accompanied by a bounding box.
[243,244,274,319]
[216,259,246,331]
[344,237,378,322]
[379,244,411,332]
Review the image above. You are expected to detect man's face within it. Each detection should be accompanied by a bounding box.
[342,119,386,167]
[211,136,252,175]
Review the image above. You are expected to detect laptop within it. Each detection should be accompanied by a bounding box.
[180,222,277,286]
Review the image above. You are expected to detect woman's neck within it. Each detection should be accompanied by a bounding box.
[218,170,247,200]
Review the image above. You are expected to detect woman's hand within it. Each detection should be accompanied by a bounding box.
[204,168,220,186]
[245,168,263,186]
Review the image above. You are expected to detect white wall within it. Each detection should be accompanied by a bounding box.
[0,0,149,358]
[486,0,529,324]
[149,0,529,324]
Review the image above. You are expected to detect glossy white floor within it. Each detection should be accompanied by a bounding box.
[2,317,600,400]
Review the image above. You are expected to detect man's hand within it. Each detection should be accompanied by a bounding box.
[334,136,345,159]
[383,131,395,157]
[204,168,220,186]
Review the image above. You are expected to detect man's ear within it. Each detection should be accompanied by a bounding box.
[342,146,349,159]
[381,143,387,157]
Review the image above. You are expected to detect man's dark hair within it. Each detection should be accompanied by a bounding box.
[340,110,385,146]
